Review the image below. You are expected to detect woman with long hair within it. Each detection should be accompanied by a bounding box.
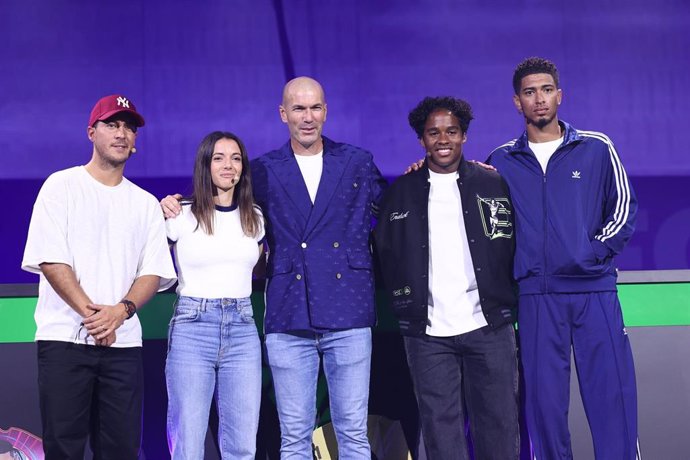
[164,131,264,459]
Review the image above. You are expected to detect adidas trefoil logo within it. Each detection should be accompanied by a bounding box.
[571,170,581,179]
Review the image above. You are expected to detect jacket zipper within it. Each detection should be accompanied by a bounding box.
[526,147,550,293]
[542,173,548,292]
[541,142,564,293]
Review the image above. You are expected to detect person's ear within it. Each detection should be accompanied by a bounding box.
[513,94,523,113]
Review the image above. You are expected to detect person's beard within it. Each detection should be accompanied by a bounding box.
[531,113,554,129]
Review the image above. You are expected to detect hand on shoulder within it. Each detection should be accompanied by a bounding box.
[403,158,425,175]
[161,194,183,219]
[469,160,496,171]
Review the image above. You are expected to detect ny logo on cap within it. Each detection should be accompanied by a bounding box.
[116,96,130,108]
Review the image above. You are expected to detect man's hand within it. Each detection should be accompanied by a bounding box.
[83,303,127,341]
[96,330,117,347]
[161,194,183,218]
[403,159,425,175]
[470,160,496,171]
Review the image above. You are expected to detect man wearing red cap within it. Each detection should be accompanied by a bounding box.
[21,95,176,459]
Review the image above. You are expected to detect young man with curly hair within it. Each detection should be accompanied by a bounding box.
[376,97,520,460]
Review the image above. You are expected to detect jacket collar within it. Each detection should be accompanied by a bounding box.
[270,136,351,236]
[275,135,338,159]
[508,120,581,153]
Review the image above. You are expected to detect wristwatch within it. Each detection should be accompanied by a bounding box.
[120,299,137,319]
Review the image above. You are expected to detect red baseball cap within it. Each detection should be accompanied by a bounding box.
[88,94,145,128]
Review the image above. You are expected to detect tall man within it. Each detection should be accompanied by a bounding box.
[252,77,386,459]
[375,97,519,460]
[488,57,639,459]
[161,77,386,458]
[22,95,176,459]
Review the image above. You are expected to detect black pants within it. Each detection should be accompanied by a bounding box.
[404,324,520,460]
[37,341,143,460]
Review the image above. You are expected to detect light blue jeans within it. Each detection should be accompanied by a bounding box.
[166,296,261,460]
[265,327,372,459]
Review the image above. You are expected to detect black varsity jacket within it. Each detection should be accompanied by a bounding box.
[373,159,517,337]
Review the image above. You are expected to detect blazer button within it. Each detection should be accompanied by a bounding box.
[464,210,469,214]
[336,273,342,279]
[296,274,302,280]
[353,182,358,188]
[470,239,475,243]
[301,242,307,248]
[333,242,340,248]
[475,267,482,272]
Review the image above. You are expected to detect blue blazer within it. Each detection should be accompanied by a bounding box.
[251,137,387,333]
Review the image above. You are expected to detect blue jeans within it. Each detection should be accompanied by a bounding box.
[404,324,520,460]
[265,328,372,459]
[165,296,261,460]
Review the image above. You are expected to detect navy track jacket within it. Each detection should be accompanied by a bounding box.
[487,121,637,294]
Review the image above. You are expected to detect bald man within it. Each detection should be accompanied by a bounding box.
[251,77,387,458]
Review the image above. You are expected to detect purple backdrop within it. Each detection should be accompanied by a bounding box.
[2,0,689,282]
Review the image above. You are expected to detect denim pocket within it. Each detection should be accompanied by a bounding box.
[238,300,255,324]
[167,299,202,353]
[169,298,201,326]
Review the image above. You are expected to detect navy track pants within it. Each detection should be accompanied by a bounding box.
[518,292,640,459]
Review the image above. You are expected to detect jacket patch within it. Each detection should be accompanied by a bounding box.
[476,196,513,240]
[572,170,581,179]
[392,286,412,296]
[389,211,410,222]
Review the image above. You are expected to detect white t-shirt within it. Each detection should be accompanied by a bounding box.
[529,136,563,173]
[166,203,265,298]
[22,166,177,347]
[427,170,487,337]
[294,150,323,203]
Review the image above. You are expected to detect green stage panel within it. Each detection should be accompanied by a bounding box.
[137,293,175,339]
[0,297,38,343]
[2,283,689,343]
[618,283,690,327]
